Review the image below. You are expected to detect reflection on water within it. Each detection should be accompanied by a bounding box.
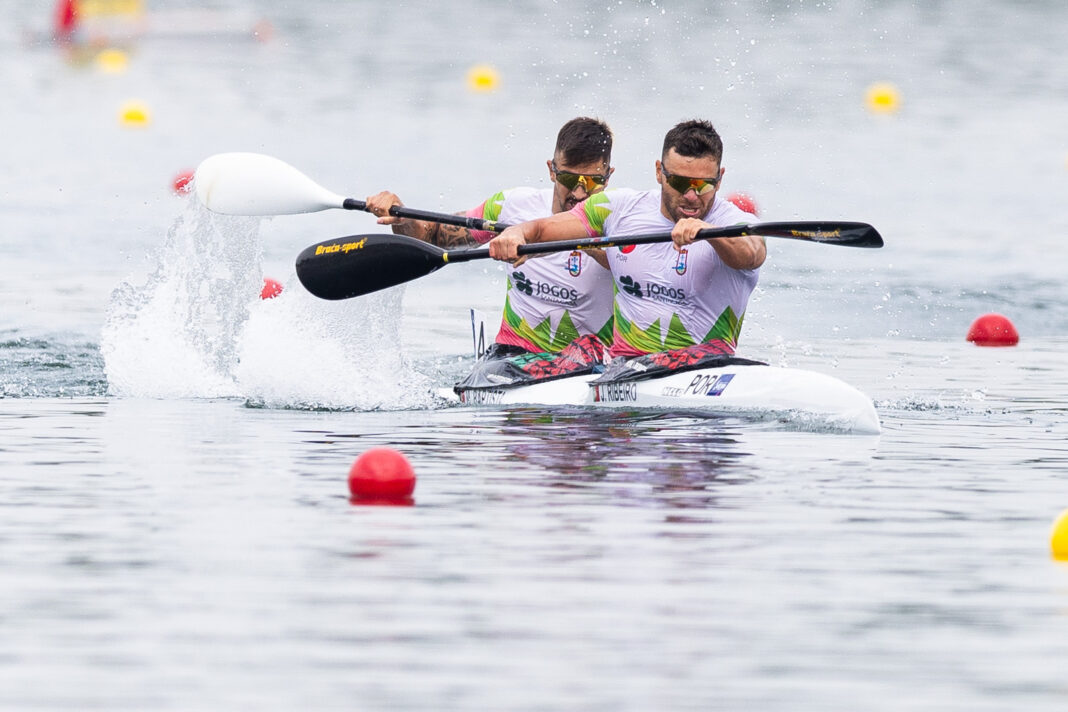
[495,408,757,506]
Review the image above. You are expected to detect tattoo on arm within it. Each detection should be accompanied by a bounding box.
[432,223,478,248]
[391,219,435,242]
[391,211,477,248]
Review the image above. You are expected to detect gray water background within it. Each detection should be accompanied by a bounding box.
[1,1,1067,709]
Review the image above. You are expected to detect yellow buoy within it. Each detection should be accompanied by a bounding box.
[467,64,500,93]
[80,0,145,17]
[95,48,129,74]
[119,100,151,127]
[1052,509,1068,561]
[865,82,901,114]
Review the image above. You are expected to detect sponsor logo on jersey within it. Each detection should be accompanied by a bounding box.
[512,270,578,304]
[513,271,534,295]
[646,282,686,303]
[619,275,643,298]
[617,275,685,304]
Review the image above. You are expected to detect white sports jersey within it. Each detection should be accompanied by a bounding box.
[570,189,760,356]
[468,187,613,352]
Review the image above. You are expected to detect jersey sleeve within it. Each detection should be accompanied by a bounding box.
[568,191,614,237]
[466,190,507,244]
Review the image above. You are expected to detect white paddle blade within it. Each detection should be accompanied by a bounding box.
[194,152,348,216]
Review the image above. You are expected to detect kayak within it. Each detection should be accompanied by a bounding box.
[447,360,881,434]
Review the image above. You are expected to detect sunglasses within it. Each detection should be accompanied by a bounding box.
[552,161,610,193]
[661,166,721,195]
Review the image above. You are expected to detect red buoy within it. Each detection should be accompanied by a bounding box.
[172,170,195,194]
[966,313,1019,346]
[726,192,759,217]
[348,448,416,503]
[53,0,78,42]
[260,277,284,300]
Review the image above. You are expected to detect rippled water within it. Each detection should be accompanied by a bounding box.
[2,0,1067,709]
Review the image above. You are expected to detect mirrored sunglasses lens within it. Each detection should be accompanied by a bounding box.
[555,171,580,190]
[578,175,605,191]
[667,174,716,195]
[666,175,690,193]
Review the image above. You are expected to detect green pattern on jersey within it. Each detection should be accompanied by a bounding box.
[502,281,581,352]
[579,192,613,236]
[482,191,507,222]
[701,306,744,347]
[613,285,744,352]
[595,316,614,346]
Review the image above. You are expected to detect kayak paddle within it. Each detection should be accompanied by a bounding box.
[193,152,508,233]
[296,221,884,301]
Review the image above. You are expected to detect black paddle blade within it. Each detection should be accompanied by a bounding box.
[750,221,884,248]
[295,234,448,300]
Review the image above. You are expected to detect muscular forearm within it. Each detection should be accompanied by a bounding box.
[523,213,587,244]
[587,248,609,269]
[489,213,586,261]
[390,217,435,242]
[431,223,478,248]
[711,235,766,270]
[391,217,477,248]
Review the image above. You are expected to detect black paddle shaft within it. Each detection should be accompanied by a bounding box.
[296,221,883,300]
[442,221,883,264]
[341,198,509,233]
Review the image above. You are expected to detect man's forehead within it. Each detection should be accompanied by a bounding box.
[554,154,609,173]
[662,149,720,175]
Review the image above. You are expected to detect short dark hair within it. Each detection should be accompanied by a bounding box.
[555,117,613,166]
[662,119,723,163]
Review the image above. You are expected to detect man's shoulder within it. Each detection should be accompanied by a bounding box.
[479,186,552,222]
[595,187,658,211]
[709,197,757,223]
[501,185,550,199]
[602,187,653,200]
[499,186,552,210]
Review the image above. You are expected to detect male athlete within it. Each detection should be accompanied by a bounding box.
[487,119,764,372]
[366,117,617,387]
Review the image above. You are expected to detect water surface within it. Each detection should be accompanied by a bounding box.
[1,1,1067,709]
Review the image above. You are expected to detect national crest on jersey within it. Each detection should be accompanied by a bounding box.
[674,248,688,275]
[567,250,582,277]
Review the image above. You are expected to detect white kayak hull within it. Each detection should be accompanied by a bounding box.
[450,363,881,434]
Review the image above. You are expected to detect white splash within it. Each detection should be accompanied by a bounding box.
[102,199,435,409]
[102,199,256,398]
[235,281,434,411]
